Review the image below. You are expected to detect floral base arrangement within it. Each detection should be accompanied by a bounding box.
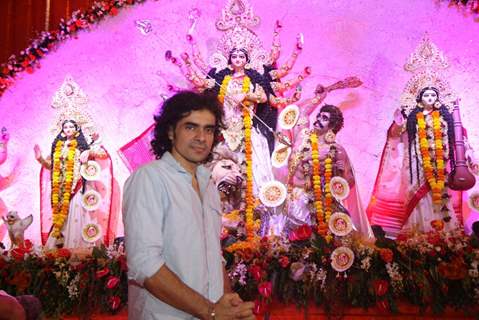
[1,227,479,317]
[224,225,479,316]
[0,241,127,318]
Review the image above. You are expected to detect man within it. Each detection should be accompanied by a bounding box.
[123,91,255,319]
[280,101,372,237]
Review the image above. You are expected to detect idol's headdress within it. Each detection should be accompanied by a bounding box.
[400,35,456,116]
[50,75,96,136]
[209,0,269,72]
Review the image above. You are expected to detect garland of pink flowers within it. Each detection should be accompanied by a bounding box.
[0,0,146,97]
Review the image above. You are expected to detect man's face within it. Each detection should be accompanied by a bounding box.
[169,109,216,167]
[230,50,248,70]
[314,111,331,134]
[421,89,438,107]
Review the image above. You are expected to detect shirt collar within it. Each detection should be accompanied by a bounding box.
[161,151,211,182]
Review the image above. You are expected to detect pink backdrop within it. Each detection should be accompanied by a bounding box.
[0,0,478,244]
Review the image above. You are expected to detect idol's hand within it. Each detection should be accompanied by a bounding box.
[80,150,90,164]
[393,108,405,126]
[33,144,42,160]
[231,93,246,106]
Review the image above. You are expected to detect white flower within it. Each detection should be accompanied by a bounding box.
[67,273,80,299]
[360,256,371,272]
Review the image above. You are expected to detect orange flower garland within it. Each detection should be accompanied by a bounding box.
[51,139,78,239]
[310,132,333,240]
[218,74,255,240]
[416,111,446,205]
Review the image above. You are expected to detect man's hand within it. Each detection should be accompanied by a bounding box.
[214,293,255,320]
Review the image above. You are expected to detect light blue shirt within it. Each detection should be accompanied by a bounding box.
[123,152,224,320]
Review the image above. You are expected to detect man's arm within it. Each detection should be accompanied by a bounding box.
[144,264,253,320]
[123,167,254,320]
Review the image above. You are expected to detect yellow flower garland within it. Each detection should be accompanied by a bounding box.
[310,132,333,241]
[51,139,78,239]
[416,110,446,206]
[218,74,255,241]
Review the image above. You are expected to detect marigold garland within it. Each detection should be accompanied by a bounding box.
[51,139,78,238]
[310,132,333,240]
[218,74,255,240]
[416,111,446,206]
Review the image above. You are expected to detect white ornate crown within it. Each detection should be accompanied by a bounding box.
[400,35,456,115]
[209,0,269,73]
[51,75,96,136]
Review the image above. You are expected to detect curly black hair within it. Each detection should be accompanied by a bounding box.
[317,104,344,134]
[50,120,90,168]
[406,87,455,184]
[151,91,224,159]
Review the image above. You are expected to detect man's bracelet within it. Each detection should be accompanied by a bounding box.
[208,302,216,320]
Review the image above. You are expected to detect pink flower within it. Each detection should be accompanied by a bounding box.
[258,281,272,298]
[106,276,120,289]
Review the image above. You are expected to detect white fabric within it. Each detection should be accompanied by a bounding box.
[123,152,224,320]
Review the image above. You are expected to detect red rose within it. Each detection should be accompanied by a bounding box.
[56,248,71,259]
[289,225,312,242]
[10,240,34,261]
[109,295,121,310]
[427,233,441,246]
[249,265,262,281]
[372,279,389,296]
[95,267,110,279]
[379,248,393,264]
[258,281,272,298]
[278,256,289,268]
[106,276,120,289]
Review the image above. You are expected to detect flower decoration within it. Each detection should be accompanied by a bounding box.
[0,0,147,97]
[331,246,354,272]
[416,111,446,207]
[271,144,291,168]
[310,132,333,239]
[467,192,479,211]
[329,176,350,201]
[259,180,287,207]
[80,160,101,181]
[51,139,77,239]
[328,212,353,236]
[81,222,102,243]
[278,104,300,130]
[81,190,102,211]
